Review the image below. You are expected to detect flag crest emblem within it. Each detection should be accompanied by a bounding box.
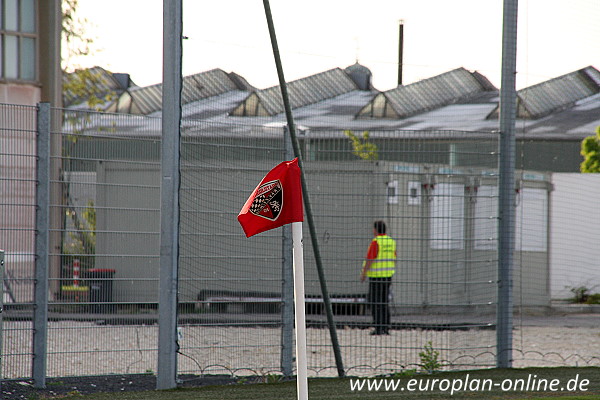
[249,180,283,220]
[238,158,303,237]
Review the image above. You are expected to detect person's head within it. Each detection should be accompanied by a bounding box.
[373,220,386,235]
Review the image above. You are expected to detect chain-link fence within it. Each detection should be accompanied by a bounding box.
[1,103,598,383]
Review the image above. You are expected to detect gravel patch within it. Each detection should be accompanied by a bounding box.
[2,321,599,399]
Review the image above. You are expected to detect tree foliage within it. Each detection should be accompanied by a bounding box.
[60,0,104,270]
[61,0,93,71]
[344,130,379,161]
[63,68,117,110]
[580,126,600,173]
[63,200,96,269]
[61,0,116,110]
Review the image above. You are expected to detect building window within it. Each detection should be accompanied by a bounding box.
[1,0,37,82]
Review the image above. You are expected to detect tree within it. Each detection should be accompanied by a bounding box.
[63,200,96,270]
[344,130,379,161]
[61,0,93,71]
[580,126,600,173]
[60,0,110,273]
[62,0,116,109]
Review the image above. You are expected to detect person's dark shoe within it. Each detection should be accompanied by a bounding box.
[370,330,384,335]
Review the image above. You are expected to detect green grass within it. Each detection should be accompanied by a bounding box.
[49,367,600,399]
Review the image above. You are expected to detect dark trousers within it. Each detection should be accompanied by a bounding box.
[368,277,392,333]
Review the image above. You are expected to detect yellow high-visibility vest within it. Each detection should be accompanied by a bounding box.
[366,235,396,278]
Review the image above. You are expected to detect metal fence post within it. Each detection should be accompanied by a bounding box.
[280,127,294,377]
[497,0,518,368]
[157,0,183,390]
[33,102,51,388]
[1,250,4,388]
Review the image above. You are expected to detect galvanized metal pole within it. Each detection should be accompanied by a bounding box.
[262,0,345,377]
[280,128,294,377]
[0,250,4,388]
[157,0,182,390]
[33,102,51,388]
[497,0,518,368]
[0,249,3,392]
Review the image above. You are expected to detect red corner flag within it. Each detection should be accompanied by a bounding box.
[238,158,304,238]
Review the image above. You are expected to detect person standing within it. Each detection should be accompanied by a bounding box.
[360,220,397,335]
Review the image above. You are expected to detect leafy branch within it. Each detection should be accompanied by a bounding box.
[344,130,379,161]
[62,0,94,71]
[581,126,600,173]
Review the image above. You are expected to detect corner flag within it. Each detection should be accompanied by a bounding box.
[238,158,303,237]
[238,157,309,400]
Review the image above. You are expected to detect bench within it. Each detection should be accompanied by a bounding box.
[196,290,366,315]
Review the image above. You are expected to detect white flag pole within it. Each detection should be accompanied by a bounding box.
[292,221,308,400]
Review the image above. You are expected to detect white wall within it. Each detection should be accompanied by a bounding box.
[0,83,40,105]
[551,174,600,299]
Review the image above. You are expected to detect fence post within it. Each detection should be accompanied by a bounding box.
[1,250,4,387]
[280,127,295,377]
[33,102,51,388]
[497,0,518,368]
[157,0,182,390]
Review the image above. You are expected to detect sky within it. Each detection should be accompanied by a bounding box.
[72,0,600,91]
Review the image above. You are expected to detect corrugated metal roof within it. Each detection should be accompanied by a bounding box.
[126,85,162,115]
[63,66,126,108]
[230,68,358,116]
[64,64,600,142]
[517,66,600,118]
[486,66,600,119]
[356,68,497,119]
[113,68,243,115]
